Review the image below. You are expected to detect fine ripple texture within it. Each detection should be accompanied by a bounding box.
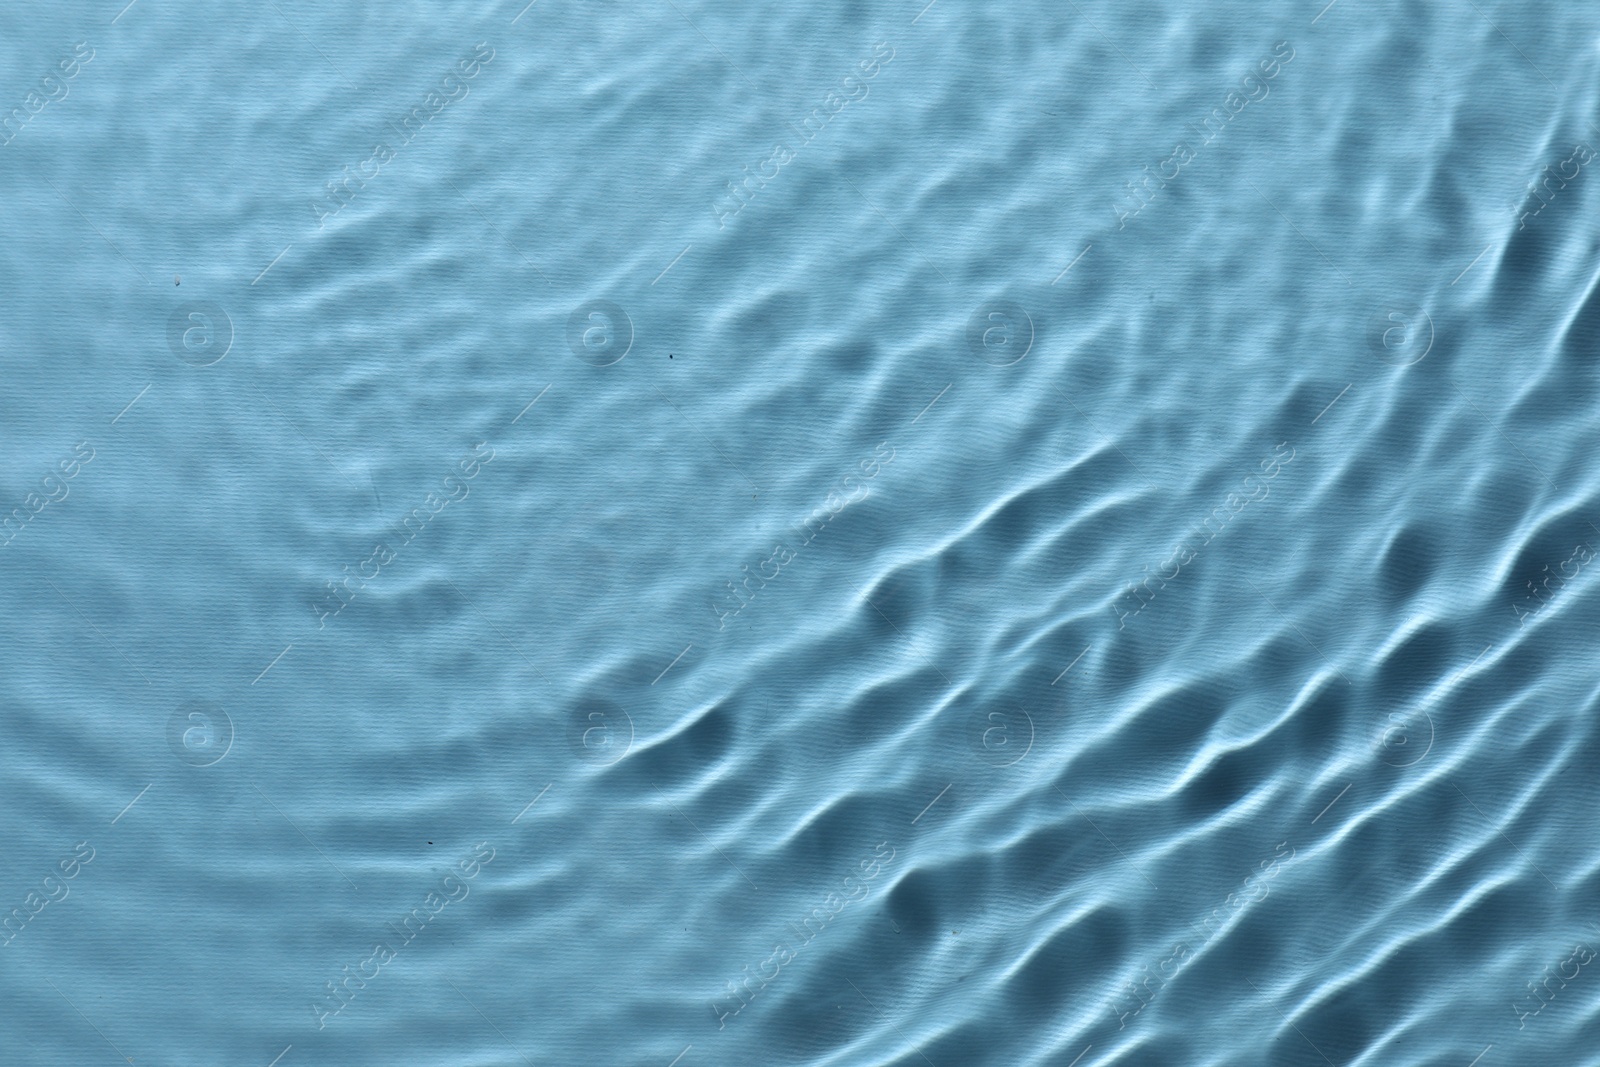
[0,2,1597,1067]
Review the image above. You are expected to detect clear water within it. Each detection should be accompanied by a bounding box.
[2,2,1598,1065]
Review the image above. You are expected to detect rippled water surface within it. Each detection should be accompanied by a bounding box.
[4,2,1600,1065]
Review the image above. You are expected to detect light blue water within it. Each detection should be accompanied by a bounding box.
[4,2,1600,1065]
